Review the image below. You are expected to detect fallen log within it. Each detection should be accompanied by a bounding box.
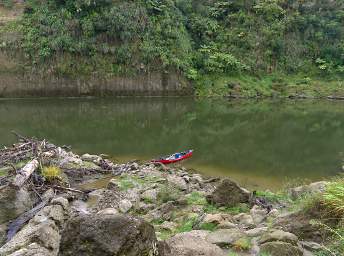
[12,159,39,188]
[53,185,85,194]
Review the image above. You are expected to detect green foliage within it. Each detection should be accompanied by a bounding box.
[0,168,8,177]
[203,202,249,215]
[0,0,343,87]
[255,190,289,203]
[175,214,199,233]
[198,222,217,231]
[0,0,14,8]
[321,179,344,218]
[117,175,136,191]
[186,191,207,205]
[311,221,344,256]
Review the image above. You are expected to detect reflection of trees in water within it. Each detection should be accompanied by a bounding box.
[1,99,344,180]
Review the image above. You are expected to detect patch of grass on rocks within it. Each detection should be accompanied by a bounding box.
[232,237,251,251]
[186,191,207,205]
[0,167,8,176]
[198,222,218,231]
[157,185,181,204]
[117,175,137,191]
[203,203,249,215]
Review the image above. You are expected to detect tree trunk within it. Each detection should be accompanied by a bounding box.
[12,159,39,187]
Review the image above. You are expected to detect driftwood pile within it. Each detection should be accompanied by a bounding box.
[0,132,60,189]
[0,133,87,242]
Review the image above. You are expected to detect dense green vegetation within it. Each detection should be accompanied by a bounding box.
[0,0,343,95]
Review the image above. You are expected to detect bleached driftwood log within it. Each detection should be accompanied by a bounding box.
[12,159,39,187]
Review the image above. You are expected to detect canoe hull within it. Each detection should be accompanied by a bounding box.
[152,150,193,165]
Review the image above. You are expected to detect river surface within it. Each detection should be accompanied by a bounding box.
[1,97,344,190]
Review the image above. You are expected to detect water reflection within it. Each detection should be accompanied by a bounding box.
[1,98,343,189]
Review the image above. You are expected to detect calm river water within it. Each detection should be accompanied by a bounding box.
[1,97,343,190]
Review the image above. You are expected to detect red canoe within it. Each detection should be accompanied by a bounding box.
[151,150,193,164]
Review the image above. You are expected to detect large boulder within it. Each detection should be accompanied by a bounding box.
[232,213,255,228]
[206,179,250,207]
[59,213,159,256]
[205,228,245,247]
[250,205,267,224]
[259,230,298,246]
[167,176,187,191]
[144,202,176,222]
[141,189,158,202]
[273,211,327,242]
[166,230,226,256]
[0,197,70,256]
[201,213,232,226]
[288,181,328,200]
[260,241,303,256]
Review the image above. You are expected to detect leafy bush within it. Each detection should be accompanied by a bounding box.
[0,0,343,83]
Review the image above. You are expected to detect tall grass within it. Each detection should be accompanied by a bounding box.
[321,179,344,218]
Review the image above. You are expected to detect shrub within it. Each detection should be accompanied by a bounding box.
[41,166,61,181]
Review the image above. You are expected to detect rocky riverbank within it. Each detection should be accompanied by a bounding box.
[0,136,343,256]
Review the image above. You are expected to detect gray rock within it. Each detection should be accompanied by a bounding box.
[260,241,303,256]
[159,221,177,232]
[59,213,159,256]
[289,181,328,200]
[51,197,69,211]
[167,176,188,191]
[273,211,325,242]
[59,156,83,169]
[125,188,141,203]
[202,213,232,225]
[71,200,90,215]
[141,189,158,201]
[130,162,139,170]
[0,201,69,256]
[81,153,101,162]
[259,230,298,246]
[136,202,155,213]
[107,179,119,190]
[267,208,279,218]
[300,241,323,252]
[233,213,255,228]
[97,208,119,215]
[87,189,122,212]
[206,228,245,247]
[190,174,203,184]
[250,237,260,255]
[217,221,237,229]
[250,205,267,224]
[41,189,55,201]
[206,179,250,207]
[144,202,176,222]
[118,199,132,213]
[245,227,268,237]
[166,231,226,256]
